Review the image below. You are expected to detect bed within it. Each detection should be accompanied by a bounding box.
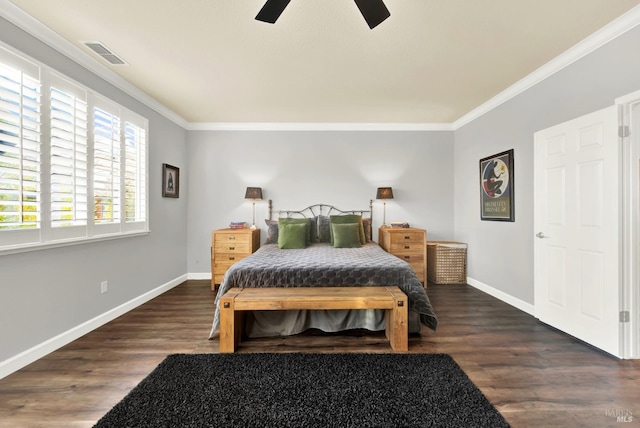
[208,202,438,339]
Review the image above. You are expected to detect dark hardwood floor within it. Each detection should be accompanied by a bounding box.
[0,281,638,427]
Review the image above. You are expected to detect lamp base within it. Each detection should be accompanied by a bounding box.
[250,224,257,230]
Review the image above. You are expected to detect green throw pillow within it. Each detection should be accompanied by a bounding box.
[329,214,365,245]
[278,217,312,244]
[331,223,362,248]
[278,223,308,249]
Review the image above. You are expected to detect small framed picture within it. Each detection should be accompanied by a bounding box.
[479,149,514,221]
[162,163,179,198]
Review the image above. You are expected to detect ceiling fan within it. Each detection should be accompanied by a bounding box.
[255,0,390,29]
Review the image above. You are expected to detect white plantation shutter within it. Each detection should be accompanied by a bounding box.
[124,118,146,224]
[50,82,88,229]
[93,105,121,225]
[0,58,42,232]
[0,45,148,253]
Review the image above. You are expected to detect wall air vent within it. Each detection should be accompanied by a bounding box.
[83,41,127,65]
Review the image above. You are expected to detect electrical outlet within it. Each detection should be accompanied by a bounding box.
[101,281,108,294]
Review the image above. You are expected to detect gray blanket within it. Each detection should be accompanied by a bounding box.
[209,243,438,338]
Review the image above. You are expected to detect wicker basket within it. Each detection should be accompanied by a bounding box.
[427,241,467,284]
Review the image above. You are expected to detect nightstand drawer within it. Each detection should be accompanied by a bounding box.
[388,231,424,244]
[213,241,253,253]
[409,264,425,279]
[395,253,424,263]
[214,232,253,244]
[214,254,250,269]
[388,242,424,253]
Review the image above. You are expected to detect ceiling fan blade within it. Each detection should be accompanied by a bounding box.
[255,0,291,24]
[353,0,390,29]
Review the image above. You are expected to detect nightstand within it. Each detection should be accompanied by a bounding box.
[211,228,260,290]
[378,227,427,284]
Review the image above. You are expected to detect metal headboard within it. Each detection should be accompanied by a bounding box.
[268,200,373,221]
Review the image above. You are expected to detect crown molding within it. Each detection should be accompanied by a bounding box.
[187,122,454,131]
[3,0,639,133]
[0,0,188,129]
[452,4,640,130]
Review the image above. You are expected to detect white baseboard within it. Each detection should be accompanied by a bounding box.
[0,274,187,380]
[187,272,212,280]
[466,277,535,316]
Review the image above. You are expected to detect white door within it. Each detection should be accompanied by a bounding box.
[617,90,640,359]
[534,106,620,357]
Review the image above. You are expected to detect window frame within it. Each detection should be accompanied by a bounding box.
[0,44,149,255]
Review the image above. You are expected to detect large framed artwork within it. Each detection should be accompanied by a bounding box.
[162,163,179,198]
[479,149,514,221]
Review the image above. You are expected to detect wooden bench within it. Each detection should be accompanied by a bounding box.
[219,286,408,353]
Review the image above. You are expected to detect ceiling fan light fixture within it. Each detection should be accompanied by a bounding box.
[256,0,291,24]
[354,0,390,29]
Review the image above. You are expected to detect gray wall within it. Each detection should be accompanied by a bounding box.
[4,7,640,368]
[186,131,454,275]
[0,19,188,362]
[453,25,640,304]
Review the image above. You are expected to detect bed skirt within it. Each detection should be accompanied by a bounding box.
[244,309,421,338]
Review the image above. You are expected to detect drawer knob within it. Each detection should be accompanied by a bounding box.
[229,246,235,250]
[404,236,410,240]
[404,245,410,249]
[404,256,411,260]
[229,236,236,241]
[229,256,235,261]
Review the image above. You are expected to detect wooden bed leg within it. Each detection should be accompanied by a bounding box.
[386,288,408,352]
[219,293,239,353]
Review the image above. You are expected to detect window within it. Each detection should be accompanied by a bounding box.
[0,46,148,253]
[0,57,41,236]
[50,79,88,231]
[124,119,146,224]
[93,104,121,226]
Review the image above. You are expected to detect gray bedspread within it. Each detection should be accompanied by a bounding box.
[209,243,438,338]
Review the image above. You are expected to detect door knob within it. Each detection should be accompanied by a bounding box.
[536,232,546,239]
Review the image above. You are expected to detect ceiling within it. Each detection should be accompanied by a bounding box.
[5,0,640,125]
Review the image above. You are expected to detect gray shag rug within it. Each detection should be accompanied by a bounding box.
[94,353,509,427]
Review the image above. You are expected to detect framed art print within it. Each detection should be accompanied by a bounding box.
[479,149,514,221]
[162,163,179,198]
